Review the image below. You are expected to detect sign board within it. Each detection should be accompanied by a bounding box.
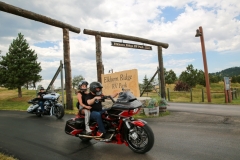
[101,69,140,97]
[224,77,230,90]
[111,41,152,50]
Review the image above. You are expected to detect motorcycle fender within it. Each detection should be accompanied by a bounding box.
[130,119,147,127]
[27,104,39,113]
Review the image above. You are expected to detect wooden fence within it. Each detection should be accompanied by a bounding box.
[166,88,239,103]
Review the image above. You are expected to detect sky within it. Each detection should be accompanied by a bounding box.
[0,0,239,89]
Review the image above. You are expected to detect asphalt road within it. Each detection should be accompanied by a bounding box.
[167,102,240,116]
[0,103,240,160]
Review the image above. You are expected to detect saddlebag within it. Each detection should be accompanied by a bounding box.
[65,118,85,134]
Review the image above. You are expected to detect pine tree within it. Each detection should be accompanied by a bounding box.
[0,33,42,97]
[142,75,153,92]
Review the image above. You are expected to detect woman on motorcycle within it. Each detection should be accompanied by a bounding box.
[77,80,92,135]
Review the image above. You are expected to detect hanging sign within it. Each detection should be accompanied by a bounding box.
[111,41,152,50]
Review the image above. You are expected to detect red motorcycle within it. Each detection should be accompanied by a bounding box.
[65,91,154,154]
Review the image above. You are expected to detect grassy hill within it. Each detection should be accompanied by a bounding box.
[210,66,240,77]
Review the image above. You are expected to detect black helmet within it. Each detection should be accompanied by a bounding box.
[90,81,103,95]
[78,80,88,91]
[40,87,45,90]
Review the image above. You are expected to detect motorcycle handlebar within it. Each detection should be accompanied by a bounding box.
[101,95,115,103]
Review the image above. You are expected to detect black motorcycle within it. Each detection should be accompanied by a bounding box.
[65,91,154,153]
[27,92,64,119]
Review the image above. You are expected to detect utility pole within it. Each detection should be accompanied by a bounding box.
[195,26,211,102]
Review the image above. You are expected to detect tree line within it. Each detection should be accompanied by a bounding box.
[141,65,240,92]
[1,33,239,97]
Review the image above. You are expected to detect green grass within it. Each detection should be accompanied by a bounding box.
[1,82,239,117]
[142,82,240,105]
[231,98,240,104]
[0,88,36,111]
[133,110,170,119]
[0,152,18,160]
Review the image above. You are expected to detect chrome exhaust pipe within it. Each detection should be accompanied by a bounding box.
[77,133,114,141]
[77,134,103,138]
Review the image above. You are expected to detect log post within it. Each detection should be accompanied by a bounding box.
[0,1,80,33]
[60,60,65,108]
[158,46,166,99]
[84,29,169,49]
[167,88,170,101]
[95,35,103,83]
[63,28,73,110]
[158,67,161,97]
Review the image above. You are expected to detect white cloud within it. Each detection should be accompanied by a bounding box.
[165,59,195,66]
[0,0,240,88]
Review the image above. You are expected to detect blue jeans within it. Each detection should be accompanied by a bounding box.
[90,110,106,133]
[38,101,44,112]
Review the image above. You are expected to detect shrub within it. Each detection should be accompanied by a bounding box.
[174,81,190,91]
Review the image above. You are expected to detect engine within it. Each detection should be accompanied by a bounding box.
[103,119,119,132]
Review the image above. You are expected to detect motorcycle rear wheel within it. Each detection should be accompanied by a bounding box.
[124,124,154,154]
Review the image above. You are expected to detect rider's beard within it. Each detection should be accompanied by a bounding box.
[96,91,102,95]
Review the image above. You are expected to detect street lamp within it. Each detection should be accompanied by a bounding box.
[195,26,211,102]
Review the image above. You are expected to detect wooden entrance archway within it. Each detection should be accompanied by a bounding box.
[83,29,169,98]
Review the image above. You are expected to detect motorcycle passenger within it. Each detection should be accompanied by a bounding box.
[37,87,47,113]
[86,81,118,138]
[77,80,92,135]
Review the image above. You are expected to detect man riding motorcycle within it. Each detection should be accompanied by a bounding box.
[86,81,118,138]
[37,87,47,113]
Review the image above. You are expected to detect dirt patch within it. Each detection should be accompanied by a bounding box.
[11,97,31,102]
[0,91,17,100]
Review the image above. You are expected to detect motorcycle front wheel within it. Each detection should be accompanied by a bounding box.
[124,123,154,154]
[36,112,42,117]
[54,105,65,119]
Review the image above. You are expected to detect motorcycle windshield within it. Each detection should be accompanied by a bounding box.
[43,93,60,100]
[112,91,142,110]
[116,91,137,103]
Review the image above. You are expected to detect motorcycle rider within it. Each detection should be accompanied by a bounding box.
[77,80,92,135]
[86,81,118,138]
[37,87,47,113]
